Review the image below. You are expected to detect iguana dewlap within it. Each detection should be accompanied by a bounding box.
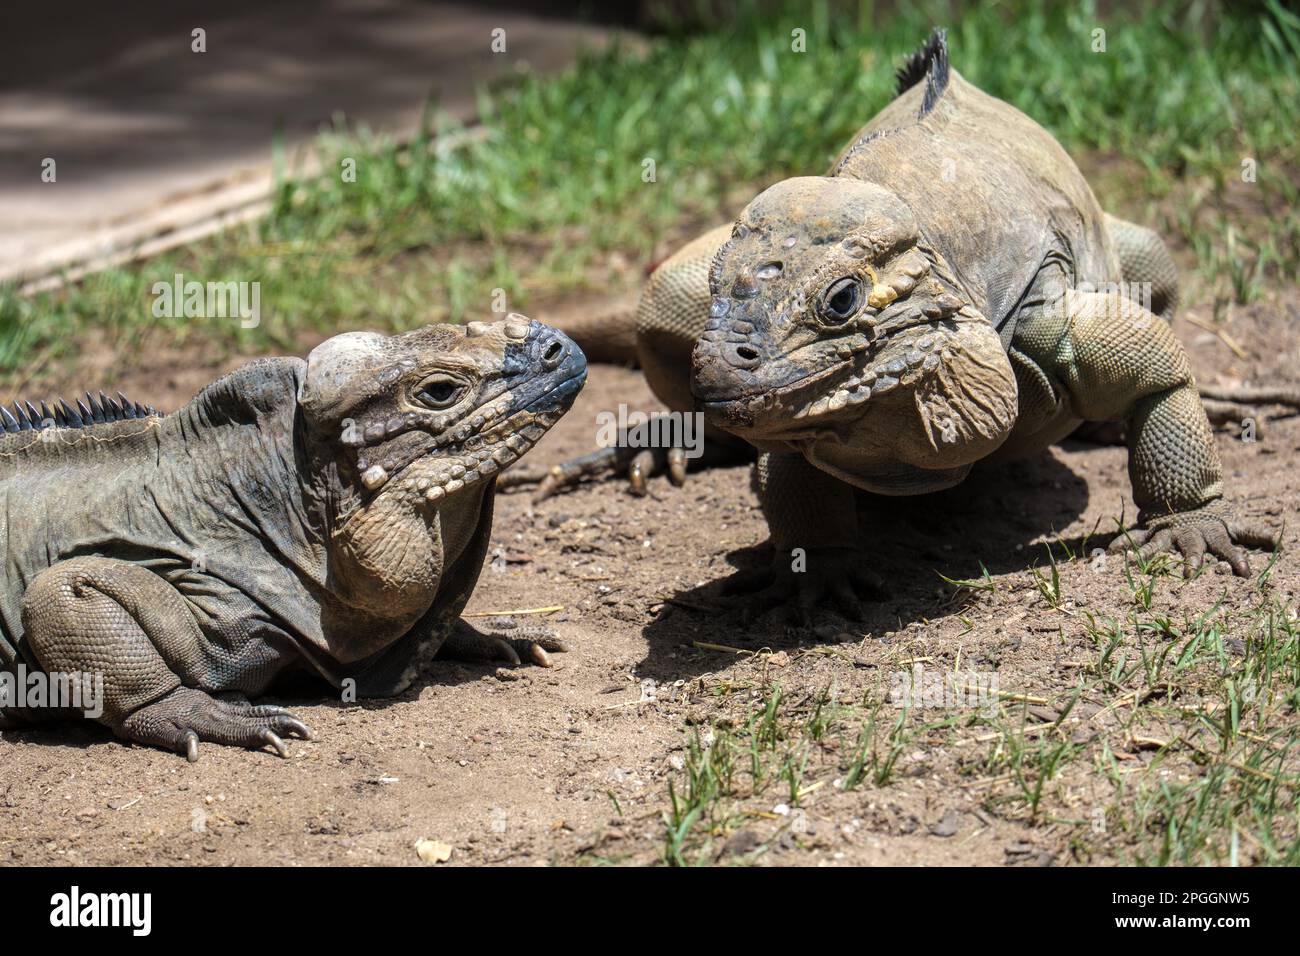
[0,316,586,758]
[547,29,1279,620]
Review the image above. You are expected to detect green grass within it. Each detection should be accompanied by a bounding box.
[961,587,1300,863]
[3,0,1298,387]
[661,679,917,865]
[654,538,1300,865]
[1101,596,1300,865]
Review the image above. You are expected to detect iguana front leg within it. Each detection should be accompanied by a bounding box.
[1032,290,1278,575]
[21,556,311,760]
[722,451,882,623]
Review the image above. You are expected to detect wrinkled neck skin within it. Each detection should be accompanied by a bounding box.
[300,420,448,628]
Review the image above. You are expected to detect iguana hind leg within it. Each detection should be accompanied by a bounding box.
[1104,211,1300,430]
[500,436,749,501]
[20,556,310,760]
[1105,212,1179,321]
[498,438,682,500]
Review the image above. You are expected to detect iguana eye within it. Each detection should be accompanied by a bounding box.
[417,379,466,409]
[818,278,863,325]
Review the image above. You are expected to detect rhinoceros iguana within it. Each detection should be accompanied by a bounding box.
[0,316,586,758]
[511,29,1294,621]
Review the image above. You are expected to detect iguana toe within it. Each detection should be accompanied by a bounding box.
[122,686,312,761]
[1108,506,1279,577]
[439,619,567,669]
[724,548,882,626]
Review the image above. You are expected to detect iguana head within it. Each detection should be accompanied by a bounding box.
[291,315,584,647]
[301,315,586,514]
[692,176,1017,494]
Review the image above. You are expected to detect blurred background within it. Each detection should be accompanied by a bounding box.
[0,0,1296,395]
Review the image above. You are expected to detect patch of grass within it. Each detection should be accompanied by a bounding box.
[661,582,1300,863]
[1031,544,1065,610]
[938,561,998,594]
[661,679,920,864]
[926,554,1300,865]
[5,0,1298,389]
[842,693,911,789]
[1065,590,1300,864]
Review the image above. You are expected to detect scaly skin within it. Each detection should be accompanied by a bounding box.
[536,29,1284,620]
[1,316,587,758]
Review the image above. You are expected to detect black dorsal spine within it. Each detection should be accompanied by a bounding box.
[3,391,162,433]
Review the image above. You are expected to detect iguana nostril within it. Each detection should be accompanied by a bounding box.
[542,339,564,367]
[734,345,760,364]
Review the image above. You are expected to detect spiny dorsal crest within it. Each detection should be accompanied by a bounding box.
[833,28,951,176]
[894,27,950,117]
[0,391,160,434]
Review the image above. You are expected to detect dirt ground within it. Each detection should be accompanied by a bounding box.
[1,288,1298,867]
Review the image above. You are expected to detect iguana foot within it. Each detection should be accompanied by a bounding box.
[722,547,885,626]
[121,686,312,762]
[439,618,568,668]
[1107,504,1279,577]
[498,443,688,502]
[498,418,750,502]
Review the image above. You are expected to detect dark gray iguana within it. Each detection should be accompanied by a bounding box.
[517,30,1294,620]
[0,316,586,758]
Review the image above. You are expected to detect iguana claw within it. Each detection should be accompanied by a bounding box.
[722,548,884,626]
[121,686,313,762]
[439,618,568,668]
[1107,505,1280,577]
[260,729,289,758]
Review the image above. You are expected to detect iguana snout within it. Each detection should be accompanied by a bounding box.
[301,315,586,508]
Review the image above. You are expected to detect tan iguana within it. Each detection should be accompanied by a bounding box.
[511,29,1295,621]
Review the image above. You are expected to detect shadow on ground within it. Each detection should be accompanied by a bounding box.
[635,449,1092,682]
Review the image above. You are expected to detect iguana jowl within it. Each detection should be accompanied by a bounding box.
[0,315,586,758]
[536,30,1286,619]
